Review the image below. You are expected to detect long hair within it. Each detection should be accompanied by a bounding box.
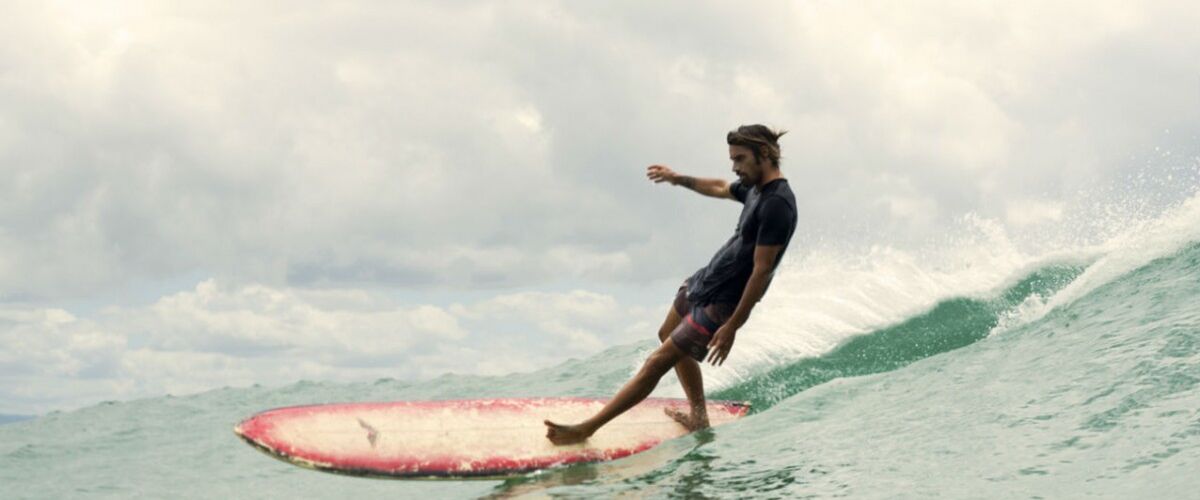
[727,124,787,167]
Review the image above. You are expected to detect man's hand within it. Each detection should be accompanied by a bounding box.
[647,165,734,199]
[706,323,739,366]
[646,164,679,185]
[710,248,784,366]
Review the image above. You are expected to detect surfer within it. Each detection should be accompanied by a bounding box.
[545,124,797,444]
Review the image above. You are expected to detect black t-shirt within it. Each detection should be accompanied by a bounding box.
[686,178,797,306]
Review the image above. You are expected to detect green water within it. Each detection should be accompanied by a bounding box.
[2,243,1198,498]
[715,265,1088,411]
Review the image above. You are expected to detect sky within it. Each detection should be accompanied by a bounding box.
[1,0,1199,415]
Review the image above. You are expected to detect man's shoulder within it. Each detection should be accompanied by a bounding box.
[766,178,794,194]
[759,181,796,212]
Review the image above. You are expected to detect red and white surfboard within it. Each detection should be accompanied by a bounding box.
[234,397,750,479]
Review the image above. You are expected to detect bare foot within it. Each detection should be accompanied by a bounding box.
[664,406,710,431]
[543,420,592,445]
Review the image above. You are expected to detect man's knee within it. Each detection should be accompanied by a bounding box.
[642,343,682,376]
[658,325,673,342]
[658,309,684,342]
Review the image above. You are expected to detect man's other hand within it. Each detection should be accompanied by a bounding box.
[646,165,678,185]
[706,323,738,366]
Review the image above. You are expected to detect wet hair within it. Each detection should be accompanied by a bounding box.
[727,124,787,167]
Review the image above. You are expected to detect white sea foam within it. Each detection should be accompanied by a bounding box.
[674,180,1200,393]
[988,189,1200,336]
[679,215,1046,392]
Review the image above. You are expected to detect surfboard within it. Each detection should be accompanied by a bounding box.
[234,397,749,479]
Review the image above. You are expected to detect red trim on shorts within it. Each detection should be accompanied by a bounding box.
[686,314,712,336]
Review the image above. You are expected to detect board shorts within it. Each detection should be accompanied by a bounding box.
[670,279,736,362]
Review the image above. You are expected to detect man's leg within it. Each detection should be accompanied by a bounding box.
[657,309,710,430]
[544,339,688,445]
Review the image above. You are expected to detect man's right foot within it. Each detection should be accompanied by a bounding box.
[664,406,710,431]
[543,420,593,445]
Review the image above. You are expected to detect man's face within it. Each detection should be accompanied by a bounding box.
[729,144,766,185]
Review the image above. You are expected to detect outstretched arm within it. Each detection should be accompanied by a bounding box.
[646,165,734,200]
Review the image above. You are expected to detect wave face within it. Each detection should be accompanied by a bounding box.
[713,263,1088,411]
[4,243,1200,497]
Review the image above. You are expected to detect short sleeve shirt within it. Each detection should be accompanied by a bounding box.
[686,178,797,306]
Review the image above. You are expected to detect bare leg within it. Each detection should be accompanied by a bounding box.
[544,340,686,445]
[657,309,710,430]
[664,356,710,431]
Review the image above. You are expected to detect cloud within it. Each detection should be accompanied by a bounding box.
[0,308,125,378]
[0,278,661,414]
[2,0,1199,412]
[3,1,1199,301]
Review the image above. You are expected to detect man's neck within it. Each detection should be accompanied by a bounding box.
[755,169,784,191]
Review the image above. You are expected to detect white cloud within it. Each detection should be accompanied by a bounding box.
[0,278,661,414]
[513,105,545,133]
[2,0,1198,413]
[0,308,124,377]
[3,1,1198,300]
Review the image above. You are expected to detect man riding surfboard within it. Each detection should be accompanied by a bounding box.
[545,124,798,444]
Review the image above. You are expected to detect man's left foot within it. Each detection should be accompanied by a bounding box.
[664,406,710,431]
[544,420,592,445]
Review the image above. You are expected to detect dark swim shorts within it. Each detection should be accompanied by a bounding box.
[670,279,736,362]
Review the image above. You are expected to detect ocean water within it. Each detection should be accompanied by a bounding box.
[4,199,1200,498]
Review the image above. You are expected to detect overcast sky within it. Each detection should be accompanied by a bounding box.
[2,1,1198,414]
